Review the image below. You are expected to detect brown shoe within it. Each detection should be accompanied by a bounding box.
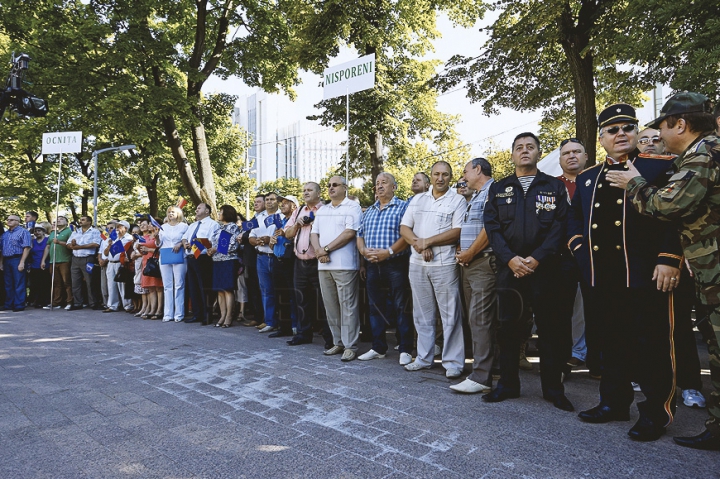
[567,357,585,368]
[256,322,267,329]
[243,320,259,327]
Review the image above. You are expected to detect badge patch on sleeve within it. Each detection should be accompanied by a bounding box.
[658,170,695,200]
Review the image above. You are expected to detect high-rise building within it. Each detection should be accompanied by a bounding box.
[233,91,345,185]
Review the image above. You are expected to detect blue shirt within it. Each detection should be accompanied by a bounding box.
[460,178,494,251]
[273,216,292,257]
[1,226,32,257]
[29,237,48,269]
[358,196,409,256]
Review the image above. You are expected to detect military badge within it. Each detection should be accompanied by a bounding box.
[505,186,513,193]
[585,179,591,187]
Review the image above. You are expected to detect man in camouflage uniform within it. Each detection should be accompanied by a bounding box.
[607,92,720,451]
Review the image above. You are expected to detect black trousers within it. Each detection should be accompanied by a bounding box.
[186,255,213,322]
[272,256,297,334]
[586,284,676,426]
[496,263,571,399]
[27,268,50,306]
[673,267,702,391]
[292,258,332,346]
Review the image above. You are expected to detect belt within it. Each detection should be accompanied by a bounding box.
[296,257,317,264]
[257,251,274,256]
[2,254,21,259]
[470,251,494,262]
[109,260,120,263]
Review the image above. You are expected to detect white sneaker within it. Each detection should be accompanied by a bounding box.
[341,349,356,362]
[292,327,297,335]
[323,345,344,356]
[64,304,72,311]
[631,382,641,392]
[434,344,442,356]
[446,368,463,379]
[404,361,432,372]
[449,378,491,394]
[258,325,276,333]
[682,389,706,408]
[399,352,412,365]
[43,305,61,310]
[358,349,385,361]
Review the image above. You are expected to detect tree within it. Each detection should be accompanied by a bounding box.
[434,0,652,166]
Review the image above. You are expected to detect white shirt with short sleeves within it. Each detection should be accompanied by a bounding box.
[311,198,362,271]
[249,211,275,254]
[400,188,465,266]
[181,217,220,256]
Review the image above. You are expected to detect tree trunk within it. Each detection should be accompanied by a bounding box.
[147,173,159,218]
[369,131,383,183]
[81,189,90,217]
[190,102,217,210]
[68,202,78,223]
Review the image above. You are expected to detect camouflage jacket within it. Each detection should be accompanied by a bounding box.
[626,132,720,303]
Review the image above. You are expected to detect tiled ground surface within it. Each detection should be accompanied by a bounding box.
[0,308,716,478]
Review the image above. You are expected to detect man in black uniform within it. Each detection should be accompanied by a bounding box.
[483,132,574,412]
[568,104,683,441]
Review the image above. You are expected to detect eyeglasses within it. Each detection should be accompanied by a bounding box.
[560,138,584,147]
[455,181,467,188]
[328,182,345,188]
[602,124,636,135]
[638,136,661,145]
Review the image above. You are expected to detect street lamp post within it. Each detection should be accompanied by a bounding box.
[92,144,135,226]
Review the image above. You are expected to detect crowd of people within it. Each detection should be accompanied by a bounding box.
[1,92,720,452]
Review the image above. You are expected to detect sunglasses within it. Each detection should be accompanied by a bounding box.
[560,138,584,147]
[455,181,467,188]
[328,182,345,188]
[602,124,636,135]
[638,136,661,145]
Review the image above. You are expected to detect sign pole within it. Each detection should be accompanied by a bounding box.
[346,88,350,196]
[49,148,63,308]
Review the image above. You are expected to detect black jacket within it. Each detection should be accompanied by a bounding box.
[485,171,568,269]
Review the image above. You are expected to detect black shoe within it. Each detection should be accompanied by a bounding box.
[67,305,83,311]
[628,416,665,442]
[287,337,312,346]
[184,317,198,323]
[482,388,520,403]
[544,394,574,412]
[578,404,630,423]
[92,305,104,311]
[12,308,25,312]
[673,429,720,451]
[268,330,290,338]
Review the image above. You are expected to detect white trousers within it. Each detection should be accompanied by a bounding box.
[160,261,187,320]
[409,262,465,370]
[318,270,360,351]
[106,262,132,311]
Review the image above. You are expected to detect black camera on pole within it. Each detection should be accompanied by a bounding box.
[0,52,49,119]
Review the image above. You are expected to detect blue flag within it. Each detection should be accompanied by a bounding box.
[148,214,163,230]
[109,229,118,241]
[273,214,284,229]
[241,217,259,232]
[132,233,146,243]
[109,239,125,257]
[217,230,232,254]
[263,213,284,228]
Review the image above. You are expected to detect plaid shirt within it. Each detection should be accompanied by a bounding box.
[358,196,409,257]
[460,178,493,251]
[1,226,31,257]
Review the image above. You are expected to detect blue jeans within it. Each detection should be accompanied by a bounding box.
[365,258,413,354]
[257,253,278,327]
[3,256,27,309]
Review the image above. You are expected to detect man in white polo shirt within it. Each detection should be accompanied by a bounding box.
[311,176,363,362]
[102,220,134,313]
[400,161,466,378]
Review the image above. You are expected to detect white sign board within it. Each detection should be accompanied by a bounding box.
[323,53,376,100]
[42,131,82,154]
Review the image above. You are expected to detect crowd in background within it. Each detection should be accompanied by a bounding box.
[1,92,720,451]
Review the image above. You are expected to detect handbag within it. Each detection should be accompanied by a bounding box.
[142,250,162,278]
[114,265,133,283]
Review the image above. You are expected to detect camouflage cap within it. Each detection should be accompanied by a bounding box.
[647,92,712,129]
[598,103,638,129]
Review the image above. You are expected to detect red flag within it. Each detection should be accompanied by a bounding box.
[176,196,188,209]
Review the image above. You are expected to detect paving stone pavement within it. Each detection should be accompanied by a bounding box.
[0,307,716,478]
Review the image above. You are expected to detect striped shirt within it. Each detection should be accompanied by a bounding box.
[358,197,409,256]
[1,226,31,257]
[460,178,493,251]
[518,175,535,194]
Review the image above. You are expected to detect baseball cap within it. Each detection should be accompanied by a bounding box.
[647,92,712,129]
[278,194,300,208]
[117,220,130,229]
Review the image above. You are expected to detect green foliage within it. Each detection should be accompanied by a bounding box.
[257,177,304,199]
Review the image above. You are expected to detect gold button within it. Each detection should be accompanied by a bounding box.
[617,199,623,204]
[615,221,621,226]
[592,224,598,229]
[593,246,599,251]
[595,202,600,207]
[604,168,609,172]
[597,183,603,188]
[623,165,629,170]
[616,245,622,250]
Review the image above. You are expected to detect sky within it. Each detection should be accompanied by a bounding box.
[203,13,664,160]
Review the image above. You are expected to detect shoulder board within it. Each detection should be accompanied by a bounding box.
[637,153,676,160]
[580,163,602,174]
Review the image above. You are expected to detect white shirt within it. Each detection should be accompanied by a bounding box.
[159,222,189,249]
[249,211,275,254]
[400,188,465,266]
[99,238,111,261]
[182,216,220,256]
[311,197,362,271]
[106,233,134,262]
[68,226,102,258]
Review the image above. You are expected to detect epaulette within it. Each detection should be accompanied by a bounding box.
[581,163,602,173]
[637,153,676,160]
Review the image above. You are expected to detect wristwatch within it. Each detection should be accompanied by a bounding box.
[387,247,394,256]
[324,245,330,253]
